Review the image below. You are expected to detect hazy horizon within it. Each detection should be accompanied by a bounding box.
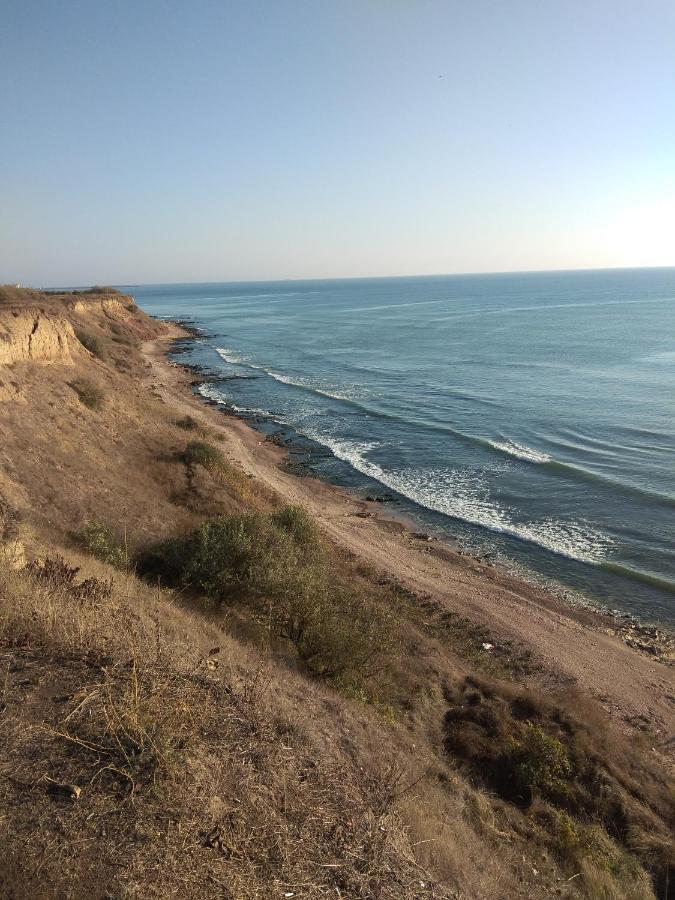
[2,0,674,285]
[36,263,674,293]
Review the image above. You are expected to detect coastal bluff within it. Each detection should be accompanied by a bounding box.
[0,285,155,368]
[0,285,164,400]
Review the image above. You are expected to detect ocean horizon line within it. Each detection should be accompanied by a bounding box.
[37,262,675,293]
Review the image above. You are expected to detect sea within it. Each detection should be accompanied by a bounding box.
[123,269,675,626]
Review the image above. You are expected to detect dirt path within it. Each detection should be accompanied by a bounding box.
[143,330,675,746]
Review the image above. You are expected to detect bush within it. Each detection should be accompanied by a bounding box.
[287,588,397,684]
[138,507,397,687]
[183,440,223,470]
[70,378,105,410]
[74,328,106,359]
[444,679,594,809]
[507,723,572,802]
[170,512,302,601]
[82,285,119,295]
[76,522,128,568]
[271,505,317,546]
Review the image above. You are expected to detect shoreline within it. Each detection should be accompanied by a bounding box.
[169,318,675,639]
[143,321,675,746]
[167,319,675,628]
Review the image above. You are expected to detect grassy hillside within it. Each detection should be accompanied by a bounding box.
[0,287,672,899]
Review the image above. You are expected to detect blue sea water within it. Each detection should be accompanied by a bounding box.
[125,269,675,625]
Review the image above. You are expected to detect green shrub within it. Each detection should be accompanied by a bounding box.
[139,508,323,605]
[76,522,128,568]
[271,504,317,545]
[138,507,397,687]
[176,512,302,601]
[183,440,223,470]
[507,723,572,802]
[83,286,118,295]
[74,328,106,359]
[70,378,105,410]
[288,588,397,684]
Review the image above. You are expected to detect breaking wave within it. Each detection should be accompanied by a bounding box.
[302,431,611,565]
[196,383,270,416]
[485,439,552,464]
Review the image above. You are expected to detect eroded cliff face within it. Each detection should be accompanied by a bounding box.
[0,288,163,403]
[0,290,139,385]
[70,297,134,320]
[0,312,77,366]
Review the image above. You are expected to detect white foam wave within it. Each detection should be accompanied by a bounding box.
[197,383,269,416]
[197,383,228,405]
[215,350,359,402]
[486,439,552,464]
[231,403,271,416]
[266,371,360,402]
[216,347,250,365]
[195,378,609,564]
[303,431,610,564]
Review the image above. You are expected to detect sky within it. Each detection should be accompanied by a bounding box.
[1,0,674,286]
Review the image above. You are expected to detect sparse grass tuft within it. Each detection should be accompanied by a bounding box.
[175,414,198,430]
[74,328,106,359]
[70,377,105,410]
[26,554,113,603]
[183,439,223,470]
[51,660,187,796]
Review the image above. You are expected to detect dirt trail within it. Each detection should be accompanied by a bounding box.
[143,331,675,745]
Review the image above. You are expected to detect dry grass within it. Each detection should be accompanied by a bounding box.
[0,557,454,898]
[0,544,668,898]
[73,327,107,360]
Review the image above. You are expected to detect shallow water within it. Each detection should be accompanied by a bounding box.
[127,269,675,624]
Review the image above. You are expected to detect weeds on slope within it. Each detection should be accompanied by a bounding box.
[443,676,674,897]
[69,377,105,410]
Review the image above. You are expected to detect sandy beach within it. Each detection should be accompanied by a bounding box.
[143,324,675,751]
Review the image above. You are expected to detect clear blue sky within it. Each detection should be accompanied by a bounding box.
[1,0,674,285]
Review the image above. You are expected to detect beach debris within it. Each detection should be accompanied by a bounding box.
[481,642,494,652]
[203,824,230,855]
[412,532,430,540]
[206,646,221,670]
[44,777,81,800]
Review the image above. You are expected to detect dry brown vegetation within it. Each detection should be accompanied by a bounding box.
[0,287,673,899]
[0,558,443,898]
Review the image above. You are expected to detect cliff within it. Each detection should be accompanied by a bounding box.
[0,286,164,401]
[0,312,77,366]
